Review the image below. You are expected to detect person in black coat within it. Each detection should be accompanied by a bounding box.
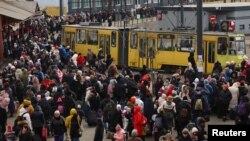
[63,85,76,117]
[188,52,197,73]
[94,118,104,141]
[31,105,45,139]
[109,105,123,132]
[218,83,232,121]
[0,106,7,141]
[51,110,66,141]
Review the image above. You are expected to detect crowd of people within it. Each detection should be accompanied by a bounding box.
[67,8,157,25]
[0,12,250,141]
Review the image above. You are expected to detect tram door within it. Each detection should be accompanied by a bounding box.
[65,32,75,50]
[99,35,110,59]
[139,38,155,68]
[203,41,216,73]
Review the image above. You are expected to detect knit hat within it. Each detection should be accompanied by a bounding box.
[130,96,136,103]
[191,127,198,133]
[23,99,31,107]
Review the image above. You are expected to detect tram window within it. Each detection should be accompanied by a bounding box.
[87,30,98,45]
[208,42,215,63]
[111,31,116,47]
[217,37,227,55]
[65,33,70,46]
[229,37,236,55]
[76,29,86,44]
[157,34,174,51]
[139,39,146,57]
[106,36,110,54]
[149,39,155,58]
[177,35,194,52]
[130,33,138,49]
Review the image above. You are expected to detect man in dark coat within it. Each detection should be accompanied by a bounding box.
[94,119,104,141]
[188,52,197,73]
[0,105,7,141]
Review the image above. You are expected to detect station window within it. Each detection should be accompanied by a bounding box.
[87,30,98,45]
[130,32,138,49]
[217,37,227,55]
[239,25,245,30]
[177,35,194,52]
[111,31,116,47]
[157,34,174,51]
[76,29,86,44]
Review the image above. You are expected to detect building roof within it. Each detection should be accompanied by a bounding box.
[43,6,67,16]
[0,0,38,20]
[157,2,250,11]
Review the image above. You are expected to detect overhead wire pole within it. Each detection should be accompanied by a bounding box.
[60,0,64,16]
[197,0,203,76]
[180,0,184,27]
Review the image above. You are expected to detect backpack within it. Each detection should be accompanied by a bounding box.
[103,101,114,112]
[154,115,164,129]
[179,108,188,117]
[194,98,203,111]
[13,112,28,135]
[237,102,247,117]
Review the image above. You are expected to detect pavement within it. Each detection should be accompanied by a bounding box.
[6,114,234,141]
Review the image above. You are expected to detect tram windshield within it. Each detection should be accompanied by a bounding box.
[229,36,245,55]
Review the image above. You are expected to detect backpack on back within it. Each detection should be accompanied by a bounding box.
[13,112,28,135]
[194,98,203,111]
[237,102,247,116]
[154,115,164,129]
[179,108,189,117]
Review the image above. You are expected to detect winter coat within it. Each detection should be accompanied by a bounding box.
[18,132,34,141]
[31,105,45,128]
[218,89,232,106]
[51,116,66,136]
[0,107,7,134]
[228,82,239,109]
[19,108,32,130]
[133,106,144,136]
[94,119,104,141]
[114,128,126,141]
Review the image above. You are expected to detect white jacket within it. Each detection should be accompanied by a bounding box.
[19,107,33,130]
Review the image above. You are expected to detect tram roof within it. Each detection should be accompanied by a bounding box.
[157,2,250,11]
[62,24,136,30]
[132,28,244,36]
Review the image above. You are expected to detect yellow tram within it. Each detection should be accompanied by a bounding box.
[62,24,133,65]
[62,24,246,73]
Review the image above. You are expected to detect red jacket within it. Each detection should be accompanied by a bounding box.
[76,55,85,67]
[133,106,144,136]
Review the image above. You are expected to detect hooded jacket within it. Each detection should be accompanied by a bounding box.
[133,106,144,136]
[31,105,45,128]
